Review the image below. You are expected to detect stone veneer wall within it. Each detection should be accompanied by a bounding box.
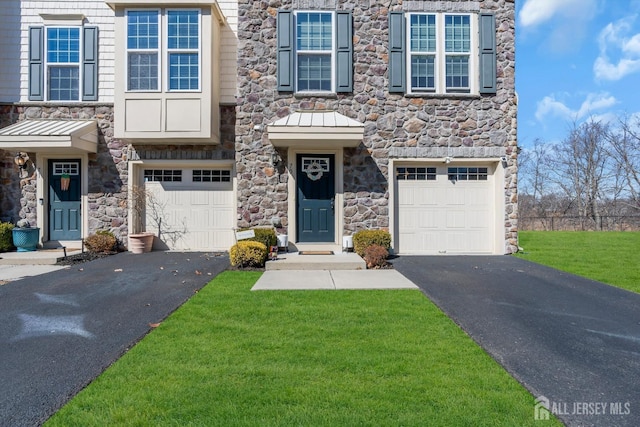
[236,0,518,253]
[0,104,127,237]
[0,104,237,242]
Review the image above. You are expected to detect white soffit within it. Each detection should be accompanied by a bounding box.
[0,120,98,153]
[267,111,364,148]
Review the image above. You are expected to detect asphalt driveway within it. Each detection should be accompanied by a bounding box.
[393,255,640,427]
[0,251,228,427]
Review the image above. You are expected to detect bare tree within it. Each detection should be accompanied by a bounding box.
[550,119,614,230]
[608,114,640,212]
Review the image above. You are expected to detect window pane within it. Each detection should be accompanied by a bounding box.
[47,27,80,63]
[445,15,470,53]
[410,14,436,52]
[127,10,159,49]
[169,53,199,90]
[297,54,331,91]
[446,56,469,89]
[297,12,332,51]
[49,66,79,100]
[128,53,158,90]
[168,10,199,49]
[411,55,435,90]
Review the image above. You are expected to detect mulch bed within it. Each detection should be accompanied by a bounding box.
[55,251,116,266]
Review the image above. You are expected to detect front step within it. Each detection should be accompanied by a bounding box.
[0,248,83,265]
[266,252,366,271]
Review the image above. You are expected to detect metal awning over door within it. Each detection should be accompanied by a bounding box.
[0,120,98,153]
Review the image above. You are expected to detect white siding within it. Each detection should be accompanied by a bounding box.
[2,1,235,105]
[5,1,115,103]
[217,0,238,104]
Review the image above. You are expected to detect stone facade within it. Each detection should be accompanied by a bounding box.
[0,105,236,242]
[236,0,518,253]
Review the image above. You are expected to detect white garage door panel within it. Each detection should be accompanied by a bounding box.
[145,177,234,251]
[396,165,495,254]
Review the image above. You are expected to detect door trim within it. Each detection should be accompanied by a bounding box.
[287,147,343,245]
[35,152,89,243]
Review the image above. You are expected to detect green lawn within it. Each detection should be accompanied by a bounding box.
[516,231,640,294]
[47,271,559,426]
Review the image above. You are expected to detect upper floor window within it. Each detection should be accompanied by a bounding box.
[127,10,159,91]
[408,13,473,94]
[409,14,472,94]
[47,27,81,101]
[28,24,98,102]
[126,9,200,92]
[277,10,353,94]
[389,12,496,96]
[296,12,333,92]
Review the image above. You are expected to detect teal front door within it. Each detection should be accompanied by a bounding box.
[49,160,81,240]
[297,154,335,242]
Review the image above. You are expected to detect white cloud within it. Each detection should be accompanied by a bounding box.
[518,0,598,53]
[535,93,617,122]
[519,0,595,28]
[594,16,640,80]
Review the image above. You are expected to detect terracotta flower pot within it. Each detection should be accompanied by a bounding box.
[128,232,154,254]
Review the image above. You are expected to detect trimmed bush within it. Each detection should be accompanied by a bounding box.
[364,244,389,269]
[0,222,14,252]
[239,227,277,249]
[84,231,117,253]
[353,229,391,257]
[230,240,268,268]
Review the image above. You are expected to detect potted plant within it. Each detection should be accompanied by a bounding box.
[128,185,156,254]
[12,219,40,252]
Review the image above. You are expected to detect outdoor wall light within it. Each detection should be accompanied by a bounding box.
[14,152,29,169]
[271,152,282,167]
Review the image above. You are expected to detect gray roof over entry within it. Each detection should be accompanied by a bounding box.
[267,111,364,148]
[0,120,98,153]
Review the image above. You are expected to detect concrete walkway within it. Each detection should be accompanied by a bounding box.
[252,269,418,290]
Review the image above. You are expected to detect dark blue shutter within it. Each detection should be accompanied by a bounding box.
[82,27,98,101]
[28,27,44,101]
[479,13,497,94]
[335,11,353,93]
[277,10,294,92]
[388,12,406,93]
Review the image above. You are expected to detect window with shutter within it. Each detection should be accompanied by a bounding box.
[277,10,353,94]
[389,12,497,96]
[28,25,98,102]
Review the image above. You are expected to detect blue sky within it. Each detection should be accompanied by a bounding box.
[516,0,640,147]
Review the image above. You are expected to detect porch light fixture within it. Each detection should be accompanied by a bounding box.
[14,152,30,178]
[271,152,282,168]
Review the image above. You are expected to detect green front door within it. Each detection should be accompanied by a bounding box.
[297,154,335,242]
[49,160,81,240]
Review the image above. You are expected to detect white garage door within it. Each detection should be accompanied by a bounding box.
[396,165,495,254]
[143,168,234,251]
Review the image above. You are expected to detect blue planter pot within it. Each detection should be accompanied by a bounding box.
[12,228,40,252]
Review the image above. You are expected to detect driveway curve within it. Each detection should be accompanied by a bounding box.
[0,251,228,427]
[393,255,640,427]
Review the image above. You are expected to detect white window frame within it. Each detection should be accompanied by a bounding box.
[165,8,202,92]
[407,13,477,95]
[44,25,83,102]
[125,8,202,93]
[125,8,161,92]
[294,11,335,94]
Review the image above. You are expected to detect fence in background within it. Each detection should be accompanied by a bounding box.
[519,216,640,231]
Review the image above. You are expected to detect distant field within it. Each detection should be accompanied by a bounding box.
[515,231,640,294]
